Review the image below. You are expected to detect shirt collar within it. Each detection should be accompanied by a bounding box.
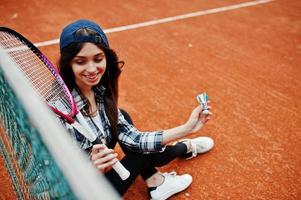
[72,85,106,111]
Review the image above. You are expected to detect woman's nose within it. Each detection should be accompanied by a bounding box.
[86,61,98,72]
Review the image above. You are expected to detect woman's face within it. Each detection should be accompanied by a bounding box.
[70,42,106,90]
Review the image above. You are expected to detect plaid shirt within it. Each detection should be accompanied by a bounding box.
[58,86,164,154]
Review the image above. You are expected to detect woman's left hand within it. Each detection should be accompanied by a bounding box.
[184,101,212,133]
[90,144,119,173]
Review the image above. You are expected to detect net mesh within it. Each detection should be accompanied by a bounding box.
[0,30,72,116]
[0,65,78,199]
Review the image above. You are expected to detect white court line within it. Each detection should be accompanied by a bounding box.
[34,0,274,47]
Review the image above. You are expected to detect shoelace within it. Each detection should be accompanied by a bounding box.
[189,140,198,158]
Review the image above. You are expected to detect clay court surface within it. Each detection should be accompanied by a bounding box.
[0,0,301,199]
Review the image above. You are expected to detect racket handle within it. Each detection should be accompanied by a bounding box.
[76,113,130,180]
[92,138,130,180]
[112,161,130,180]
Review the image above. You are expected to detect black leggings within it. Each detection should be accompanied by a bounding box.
[104,110,191,196]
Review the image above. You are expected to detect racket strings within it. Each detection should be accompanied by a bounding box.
[0,31,72,115]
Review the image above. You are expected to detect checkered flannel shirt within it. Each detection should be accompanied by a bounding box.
[58,86,165,154]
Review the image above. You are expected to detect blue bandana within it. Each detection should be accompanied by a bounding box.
[59,19,109,51]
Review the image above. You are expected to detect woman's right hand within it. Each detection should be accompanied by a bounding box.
[184,101,212,133]
[90,144,118,173]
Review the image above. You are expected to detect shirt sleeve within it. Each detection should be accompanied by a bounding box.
[117,110,165,154]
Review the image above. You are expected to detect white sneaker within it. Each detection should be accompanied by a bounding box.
[183,136,214,159]
[149,172,192,200]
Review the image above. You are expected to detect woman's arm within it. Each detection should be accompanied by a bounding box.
[118,102,212,153]
[162,104,211,144]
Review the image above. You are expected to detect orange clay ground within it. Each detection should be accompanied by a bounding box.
[0,0,300,199]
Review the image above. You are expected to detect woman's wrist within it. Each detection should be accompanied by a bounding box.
[183,120,204,134]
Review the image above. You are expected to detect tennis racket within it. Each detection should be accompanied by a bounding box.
[0,27,130,180]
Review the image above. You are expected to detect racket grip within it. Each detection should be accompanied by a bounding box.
[75,113,130,180]
[92,138,130,180]
[112,161,130,180]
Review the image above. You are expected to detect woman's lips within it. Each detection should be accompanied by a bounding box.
[84,73,100,82]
